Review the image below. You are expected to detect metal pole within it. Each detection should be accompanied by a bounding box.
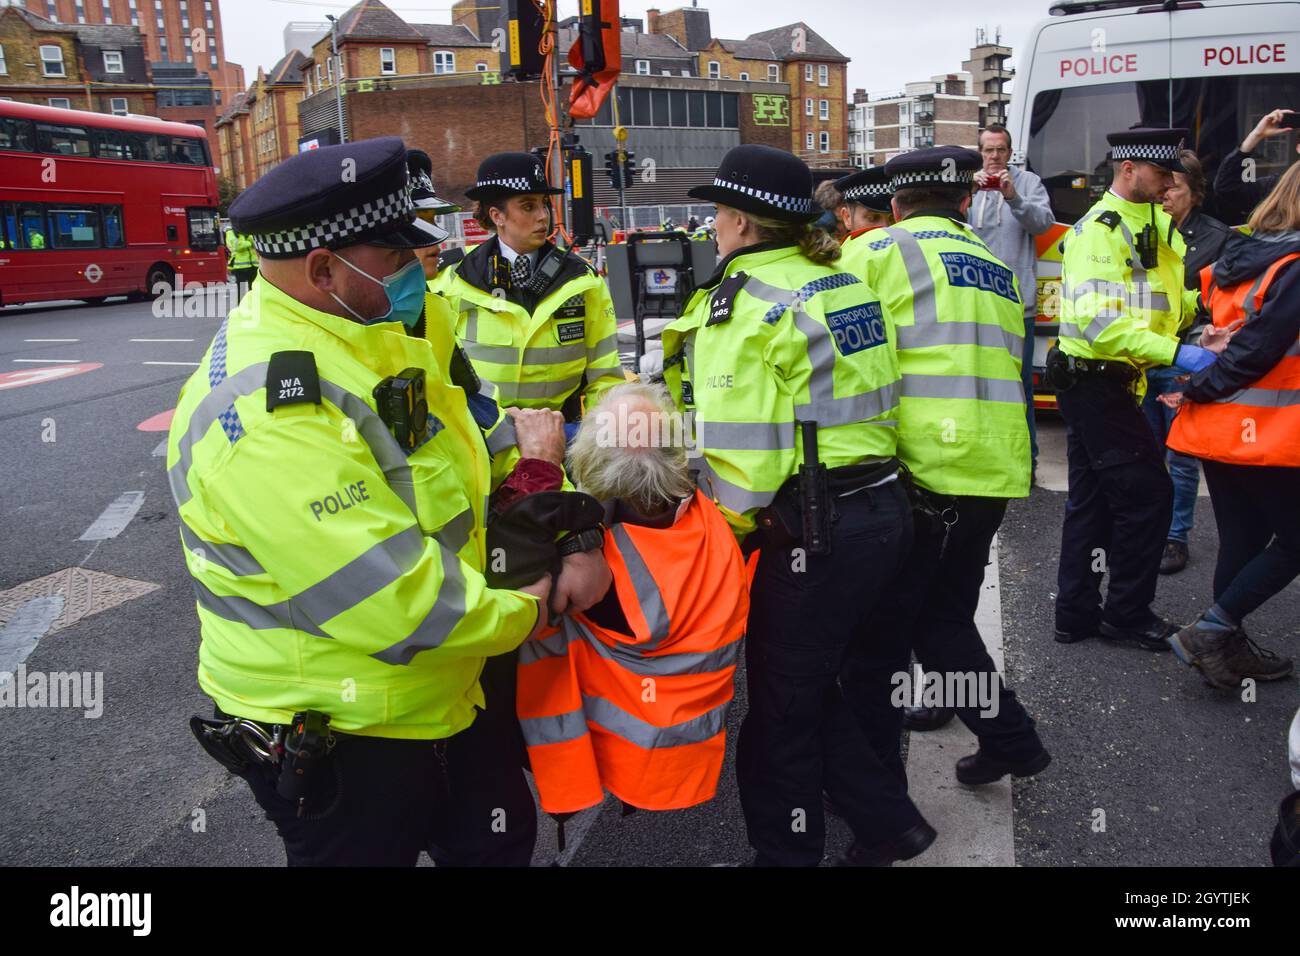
[328,15,346,144]
[549,7,565,237]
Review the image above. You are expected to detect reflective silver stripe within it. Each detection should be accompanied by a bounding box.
[564,617,741,677]
[1241,270,1271,323]
[1114,219,1147,280]
[192,579,329,638]
[609,524,670,647]
[798,381,900,427]
[293,525,426,624]
[491,375,583,401]
[522,343,585,364]
[584,693,729,749]
[1082,308,1124,343]
[1218,387,1300,408]
[517,628,571,666]
[467,343,520,364]
[896,320,1023,354]
[370,549,467,665]
[484,415,517,455]
[179,523,265,577]
[587,334,619,364]
[317,380,418,517]
[741,275,801,311]
[1065,278,1127,302]
[464,306,480,341]
[697,420,795,451]
[588,365,626,383]
[168,362,269,508]
[693,457,779,514]
[883,227,939,326]
[434,507,474,554]
[520,706,588,747]
[902,374,1025,404]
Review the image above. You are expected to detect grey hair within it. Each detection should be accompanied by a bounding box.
[567,380,695,517]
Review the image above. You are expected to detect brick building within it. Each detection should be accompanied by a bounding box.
[213,86,250,189]
[850,76,981,168]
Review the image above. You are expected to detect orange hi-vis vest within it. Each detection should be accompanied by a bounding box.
[1168,252,1300,467]
[516,490,749,814]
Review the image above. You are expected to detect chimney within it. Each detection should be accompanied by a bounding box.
[647,8,661,34]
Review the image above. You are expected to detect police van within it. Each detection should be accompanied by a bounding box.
[1005,0,1300,405]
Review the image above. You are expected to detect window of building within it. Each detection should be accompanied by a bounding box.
[48,97,73,111]
[635,59,649,75]
[805,97,812,116]
[806,132,814,151]
[158,36,168,58]
[110,97,128,115]
[819,99,829,120]
[585,87,739,130]
[707,60,720,79]
[316,64,323,87]
[819,64,828,86]
[102,0,113,22]
[805,63,812,82]
[181,7,189,29]
[326,58,333,83]
[0,44,6,76]
[129,0,138,26]
[104,50,124,73]
[215,89,222,104]
[155,0,164,31]
[476,62,488,72]
[433,51,455,74]
[738,71,748,81]
[820,131,830,152]
[75,1,86,24]
[305,72,313,96]
[41,46,66,77]
[380,48,396,74]
[210,50,217,68]
[768,63,778,82]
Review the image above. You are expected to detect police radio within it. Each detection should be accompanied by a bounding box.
[373,367,429,451]
[1136,207,1160,269]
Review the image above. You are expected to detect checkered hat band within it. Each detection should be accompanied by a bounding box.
[888,169,974,190]
[713,177,813,214]
[476,176,544,192]
[844,183,891,200]
[253,186,414,256]
[1111,143,1180,162]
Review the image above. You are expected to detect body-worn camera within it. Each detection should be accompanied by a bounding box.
[373,367,428,451]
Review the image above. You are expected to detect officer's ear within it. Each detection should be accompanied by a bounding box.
[305,247,340,294]
[958,193,972,217]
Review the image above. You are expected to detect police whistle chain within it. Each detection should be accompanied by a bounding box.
[797,421,833,556]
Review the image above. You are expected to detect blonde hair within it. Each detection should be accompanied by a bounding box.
[1248,161,1300,235]
[748,211,841,266]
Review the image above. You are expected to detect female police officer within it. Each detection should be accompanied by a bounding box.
[661,144,935,866]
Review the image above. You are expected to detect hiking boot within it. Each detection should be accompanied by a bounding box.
[1159,539,1189,575]
[1222,629,1293,682]
[1167,620,1241,689]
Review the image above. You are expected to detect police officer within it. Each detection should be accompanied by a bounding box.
[833,165,894,239]
[1049,128,1217,651]
[406,148,462,282]
[224,224,259,303]
[838,146,1049,784]
[434,152,623,420]
[663,144,935,867]
[168,136,593,866]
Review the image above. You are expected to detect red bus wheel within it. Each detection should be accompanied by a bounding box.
[146,265,175,299]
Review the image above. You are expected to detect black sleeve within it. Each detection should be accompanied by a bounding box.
[1185,259,1300,402]
[1213,149,1277,211]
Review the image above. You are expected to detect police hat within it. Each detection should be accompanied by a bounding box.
[1106,127,1189,172]
[885,146,982,192]
[465,152,562,201]
[406,149,461,217]
[689,144,818,223]
[834,165,893,213]
[229,136,438,259]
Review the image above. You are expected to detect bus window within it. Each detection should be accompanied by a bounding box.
[48,208,102,249]
[102,206,125,247]
[0,116,34,152]
[93,127,152,161]
[169,137,206,165]
[0,203,16,249]
[18,205,47,249]
[143,134,169,162]
[35,122,92,157]
[186,207,219,250]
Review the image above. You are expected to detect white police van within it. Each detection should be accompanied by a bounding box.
[1005,0,1300,404]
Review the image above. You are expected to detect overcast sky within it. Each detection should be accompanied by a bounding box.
[219,0,1053,97]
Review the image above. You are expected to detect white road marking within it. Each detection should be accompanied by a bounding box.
[24,338,80,343]
[78,492,145,542]
[13,358,81,364]
[142,361,201,366]
[130,338,194,343]
[900,535,1017,867]
[152,439,167,458]
[0,595,66,680]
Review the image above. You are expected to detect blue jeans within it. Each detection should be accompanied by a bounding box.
[1023,311,1038,462]
[1142,366,1200,543]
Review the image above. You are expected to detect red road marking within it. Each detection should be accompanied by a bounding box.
[137,409,175,432]
[0,362,102,391]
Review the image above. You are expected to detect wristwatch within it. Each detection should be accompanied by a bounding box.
[557,526,604,557]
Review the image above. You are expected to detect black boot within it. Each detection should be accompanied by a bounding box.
[902,705,955,732]
[831,822,938,867]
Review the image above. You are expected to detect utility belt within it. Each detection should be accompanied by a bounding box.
[751,421,901,557]
[1045,344,1139,393]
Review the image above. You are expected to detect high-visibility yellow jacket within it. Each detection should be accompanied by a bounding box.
[840,214,1030,499]
[166,278,539,740]
[224,230,258,269]
[1056,190,1188,389]
[662,242,900,540]
[434,238,623,412]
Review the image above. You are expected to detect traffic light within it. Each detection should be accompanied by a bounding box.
[505,0,549,80]
[566,143,595,243]
[622,151,636,189]
[604,151,622,190]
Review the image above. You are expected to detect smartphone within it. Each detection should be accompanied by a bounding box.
[979,171,1004,190]
[1279,112,1300,129]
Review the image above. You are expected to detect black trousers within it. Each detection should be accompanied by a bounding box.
[844,495,1042,768]
[231,267,257,303]
[1201,460,1300,624]
[736,480,927,866]
[1055,374,1174,633]
[238,654,537,867]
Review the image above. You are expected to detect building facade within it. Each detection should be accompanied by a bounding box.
[850,77,980,168]
[962,33,1012,128]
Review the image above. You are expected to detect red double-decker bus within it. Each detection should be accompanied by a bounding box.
[0,101,226,307]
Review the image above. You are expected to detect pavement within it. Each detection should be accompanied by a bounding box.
[0,296,1296,867]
